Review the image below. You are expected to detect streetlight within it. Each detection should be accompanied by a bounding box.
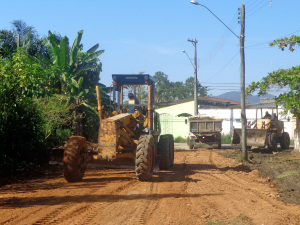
[182,38,198,116]
[190,0,247,160]
[182,50,194,67]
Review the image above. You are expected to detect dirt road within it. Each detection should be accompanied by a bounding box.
[1,147,300,225]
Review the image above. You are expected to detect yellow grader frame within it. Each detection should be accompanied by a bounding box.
[63,74,174,182]
[231,109,290,151]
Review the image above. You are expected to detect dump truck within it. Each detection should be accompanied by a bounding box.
[186,116,222,149]
[63,74,174,182]
[231,109,290,151]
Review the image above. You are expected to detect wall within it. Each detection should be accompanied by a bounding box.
[295,129,300,152]
[156,101,193,138]
[156,101,296,140]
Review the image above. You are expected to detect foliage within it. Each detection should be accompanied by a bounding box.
[153,71,207,103]
[246,35,300,118]
[0,49,52,109]
[269,35,300,52]
[0,20,48,59]
[174,136,187,143]
[41,30,104,95]
[0,30,17,59]
[0,49,53,163]
[184,77,207,97]
[154,71,172,102]
[39,30,104,135]
[277,171,300,179]
[35,95,72,147]
[0,23,106,172]
[221,134,232,144]
[246,65,300,118]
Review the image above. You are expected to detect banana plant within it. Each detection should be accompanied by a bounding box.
[42,30,104,95]
[40,30,104,135]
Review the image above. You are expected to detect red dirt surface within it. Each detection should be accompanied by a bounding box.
[1,147,300,224]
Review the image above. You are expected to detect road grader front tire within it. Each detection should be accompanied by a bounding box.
[136,135,154,181]
[63,136,88,182]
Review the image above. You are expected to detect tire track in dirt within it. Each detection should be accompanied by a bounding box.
[70,179,138,225]
[182,150,230,221]
[185,149,300,223]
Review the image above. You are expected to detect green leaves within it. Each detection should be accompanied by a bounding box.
[270,35,300,52]
[246,64,300,118]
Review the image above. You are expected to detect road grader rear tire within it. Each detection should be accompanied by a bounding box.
[136,135,154,181]
[158,134,174,170]
[63,136,88,182]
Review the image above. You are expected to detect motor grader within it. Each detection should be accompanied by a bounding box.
[63,74,174,182]
[231,109,290,151]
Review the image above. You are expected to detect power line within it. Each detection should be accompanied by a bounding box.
[246,1,269,18]
[245,29,300,49]
[204,51,239,82]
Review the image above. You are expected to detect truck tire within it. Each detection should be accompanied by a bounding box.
[136,135,154,181]
[164,134,174,167]
[218,141,222,149]
[280,132,290,150]
[169,136,175,167]
[63,136,88,182]
[268,133,278,151]
[158,135,173,170]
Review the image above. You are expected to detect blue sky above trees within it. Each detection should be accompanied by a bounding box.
[1,0,300,96]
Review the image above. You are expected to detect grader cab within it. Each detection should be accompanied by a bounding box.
[63,74,174,182]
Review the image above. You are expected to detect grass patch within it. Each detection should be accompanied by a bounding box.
[277,171,300,179]
[174,136,186,143]
[221,134,232,144]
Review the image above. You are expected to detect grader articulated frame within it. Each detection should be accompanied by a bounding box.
[63,74,174,182]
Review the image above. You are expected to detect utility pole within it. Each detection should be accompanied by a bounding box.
[17,34,20,48]
[188,38,198,116]
[240,5,247,160]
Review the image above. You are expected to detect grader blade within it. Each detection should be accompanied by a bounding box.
[232,128,267,147]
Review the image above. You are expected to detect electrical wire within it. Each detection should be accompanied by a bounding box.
[204,51,239,82]
[245,29,300,49]
[246,1,269,18]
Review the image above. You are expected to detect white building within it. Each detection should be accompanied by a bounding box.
[156,97,296,139]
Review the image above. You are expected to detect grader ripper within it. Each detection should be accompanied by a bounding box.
[63,74,174,182]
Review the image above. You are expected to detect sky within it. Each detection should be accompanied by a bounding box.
[1,0,300,96]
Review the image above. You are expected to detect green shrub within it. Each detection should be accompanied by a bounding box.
[221,134,232,144]
[174,136,186,143]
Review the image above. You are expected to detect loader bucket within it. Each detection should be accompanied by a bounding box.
[232,128,268,147]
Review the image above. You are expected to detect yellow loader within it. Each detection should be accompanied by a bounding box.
[231,109,290,151]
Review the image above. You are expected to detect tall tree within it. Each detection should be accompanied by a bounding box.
[246,35,300,118]
[0,30,16,59]
[184,77,207,98]
[153,71,172,103]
